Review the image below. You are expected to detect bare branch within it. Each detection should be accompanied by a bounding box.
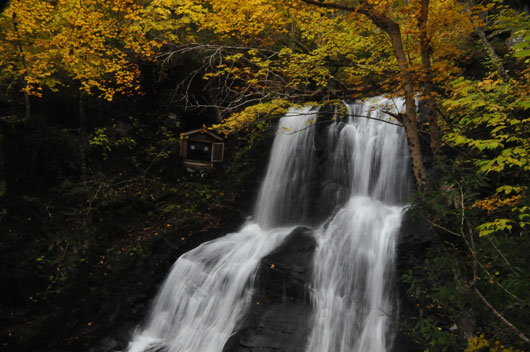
[283,112,403,135]
[428,220,462,237]
[473,287,530,345]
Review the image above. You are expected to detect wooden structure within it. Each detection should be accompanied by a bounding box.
[179,129,225,168]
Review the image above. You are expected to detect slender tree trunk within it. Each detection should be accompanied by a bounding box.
[301,0,426,187]
[474,25,510,82]
[418,0,441,160]
[384,22,425,188]
[465,2,510,82]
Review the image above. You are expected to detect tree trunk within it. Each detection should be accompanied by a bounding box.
[300,0,427,187]
[475,25,510,82]
[419,0,441,160]
[384,21,425,188]
[465,2,510,82]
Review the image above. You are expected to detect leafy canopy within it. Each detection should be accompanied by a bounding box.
[0,0,159,101]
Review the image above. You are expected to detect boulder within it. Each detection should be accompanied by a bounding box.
[223,227,316,352]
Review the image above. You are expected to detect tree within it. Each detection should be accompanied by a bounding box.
[297,0,425,186]
[407,4,530,347]
[141,0,476,188]
[0,0,55,118]
[0,0,159,110]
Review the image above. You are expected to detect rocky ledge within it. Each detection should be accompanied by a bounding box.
[223,227,316,352]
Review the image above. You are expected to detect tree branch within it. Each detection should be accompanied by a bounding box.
[300,0,359,12]
[473,287,530,345]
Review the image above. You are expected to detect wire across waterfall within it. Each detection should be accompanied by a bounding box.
[127,97,411,352]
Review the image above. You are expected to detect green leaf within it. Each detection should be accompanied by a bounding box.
[496,185,524,194]
[476,219,513,237]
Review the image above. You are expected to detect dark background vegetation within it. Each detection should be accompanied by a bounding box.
[0,58,276,351]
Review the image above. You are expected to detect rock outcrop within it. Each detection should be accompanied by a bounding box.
[223,227,316,352]
[393,210,437,352]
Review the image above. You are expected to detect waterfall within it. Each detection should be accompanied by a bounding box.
[126,107,317,352]
[126,224,292,352]
[306,98,410,352]
[126,97,410,352]
[254,106,318,228]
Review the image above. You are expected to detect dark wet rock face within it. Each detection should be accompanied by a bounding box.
[392,211,437,352]
[396,211,437,275]
[221,211,434,352]
[223,227,316,352]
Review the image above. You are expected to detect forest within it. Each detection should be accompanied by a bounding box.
[0,0,529,351]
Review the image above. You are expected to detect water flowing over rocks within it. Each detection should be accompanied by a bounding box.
[125,98,415,352]
[223,227,316,352]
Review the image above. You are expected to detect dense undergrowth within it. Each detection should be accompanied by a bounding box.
[400,73,530,351]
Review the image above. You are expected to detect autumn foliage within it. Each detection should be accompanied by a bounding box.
[0,0,158,101]
[1,0,530,350]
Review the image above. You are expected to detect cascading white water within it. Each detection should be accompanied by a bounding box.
[306,197,404,352]
[306,98,410,352]
[126,107,317,352]
[127,97,410,352]
[254,106,318,228]
[127,224,292,352]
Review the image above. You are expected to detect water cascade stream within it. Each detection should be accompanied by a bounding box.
[306,101,410,352]
[127,98,411,352]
